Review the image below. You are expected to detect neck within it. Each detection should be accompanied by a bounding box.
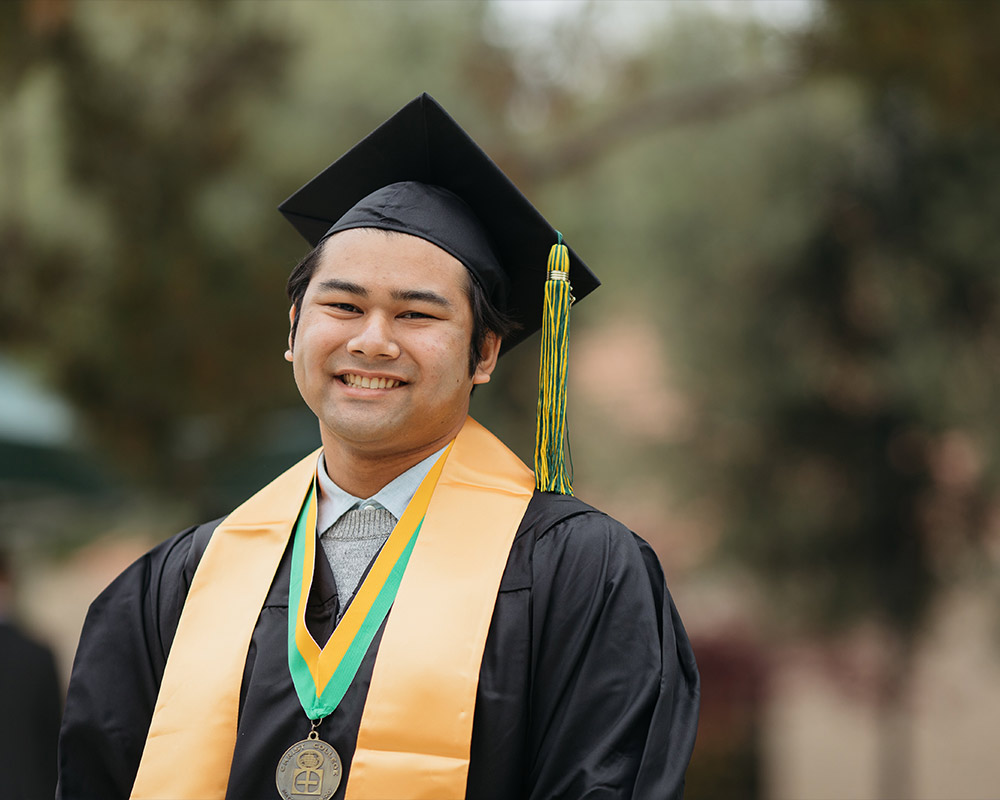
[319,424,464,499]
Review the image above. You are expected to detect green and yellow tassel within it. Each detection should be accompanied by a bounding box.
[534,233,573,495]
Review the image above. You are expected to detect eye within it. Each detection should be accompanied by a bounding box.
[326,302,361,313]
[399,310,436,320]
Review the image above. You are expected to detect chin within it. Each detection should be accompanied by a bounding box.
[326,410,415,445]
[329,420,400,446]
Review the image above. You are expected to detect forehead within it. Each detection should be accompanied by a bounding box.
[311,228,471,295]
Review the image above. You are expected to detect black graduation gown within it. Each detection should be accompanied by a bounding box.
[58,491,700,800]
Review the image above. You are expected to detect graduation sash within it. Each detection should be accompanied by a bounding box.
[130,416,535,800]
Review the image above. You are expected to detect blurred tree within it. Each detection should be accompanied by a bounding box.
[1,0,296,511]
[2,0,801,518]
[674,2,1000,797]
[0,0,519,514]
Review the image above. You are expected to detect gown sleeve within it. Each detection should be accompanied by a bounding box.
[525,510,700,800]
[56,525,208,800]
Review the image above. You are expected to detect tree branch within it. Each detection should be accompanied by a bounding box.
[502,72,804,185]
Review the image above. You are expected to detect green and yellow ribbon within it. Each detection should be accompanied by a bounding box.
[287,445,452,719]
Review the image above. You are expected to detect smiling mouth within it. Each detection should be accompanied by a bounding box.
[340,373,404,390]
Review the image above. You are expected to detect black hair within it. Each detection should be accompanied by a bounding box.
[285,241,323,346]
[463,266,519,376]
[285,233,519,376]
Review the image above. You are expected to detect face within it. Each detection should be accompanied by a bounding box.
[288,228,500,462]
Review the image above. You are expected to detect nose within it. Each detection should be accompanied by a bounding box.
[347,312,400,360]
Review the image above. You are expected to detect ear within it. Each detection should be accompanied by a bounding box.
[285,305,296,362]
[472,333,502,386]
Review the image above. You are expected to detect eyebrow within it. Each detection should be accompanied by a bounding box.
[315,279,367,296]
[391,288,454,310]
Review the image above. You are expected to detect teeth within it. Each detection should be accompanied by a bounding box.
[344,374,400,389]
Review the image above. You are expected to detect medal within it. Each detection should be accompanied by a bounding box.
[280,452,449,797]
[275,729,342,800]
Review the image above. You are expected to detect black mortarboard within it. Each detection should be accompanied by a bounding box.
[278,93,599,355]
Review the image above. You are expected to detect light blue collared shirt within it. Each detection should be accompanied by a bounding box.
[315,445,449,534]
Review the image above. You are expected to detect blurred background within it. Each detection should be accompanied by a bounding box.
[2,0,999,798]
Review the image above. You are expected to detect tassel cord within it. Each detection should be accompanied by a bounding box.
[535,240,574,495]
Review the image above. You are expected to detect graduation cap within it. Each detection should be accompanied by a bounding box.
[279,93,596,494]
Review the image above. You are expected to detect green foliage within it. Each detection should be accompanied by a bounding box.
[811,0,1000,131]
[3,1,296,501]
[675,0,1000,635]
[0,0,509,510]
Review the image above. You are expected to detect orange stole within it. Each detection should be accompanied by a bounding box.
[130,446,317,800]
[129,417,534,800]
[346,418,535,798]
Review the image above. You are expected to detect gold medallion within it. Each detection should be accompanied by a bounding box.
[275,731,343,799]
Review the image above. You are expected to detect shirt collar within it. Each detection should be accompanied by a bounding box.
[315,445,448,534]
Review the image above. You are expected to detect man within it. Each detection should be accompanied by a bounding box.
[58,94,699,800]
[0,551,62,800]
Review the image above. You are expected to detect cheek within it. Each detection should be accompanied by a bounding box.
[291,355,309,400]
[418,334,468,381]
[441,355,475,392]
[297,315,344,356]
